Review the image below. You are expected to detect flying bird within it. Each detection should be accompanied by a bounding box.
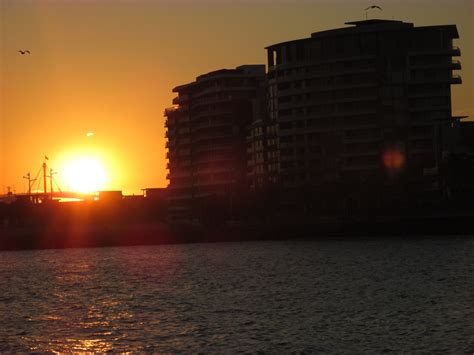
[86,132,95,137]
[365,5,382,10]
[18,50,31,55]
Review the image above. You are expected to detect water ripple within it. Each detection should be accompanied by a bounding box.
[0,238,473,352]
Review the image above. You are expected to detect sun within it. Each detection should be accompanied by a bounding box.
[62,157,107,193]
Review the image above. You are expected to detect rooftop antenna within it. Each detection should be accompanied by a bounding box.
[365,5,382,20]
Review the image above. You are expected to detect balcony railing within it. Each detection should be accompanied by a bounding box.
[172,94,189,105]
[409,75,462,85]
[409,46,461,57]
[164,107,178,116]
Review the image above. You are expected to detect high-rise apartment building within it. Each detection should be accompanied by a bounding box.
[265,19,462,211]
[246,82,280,190]
[165,65,265,219]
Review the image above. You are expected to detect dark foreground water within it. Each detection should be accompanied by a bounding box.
[0,238,472,352]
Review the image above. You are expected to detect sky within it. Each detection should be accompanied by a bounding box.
[1,0,473,194]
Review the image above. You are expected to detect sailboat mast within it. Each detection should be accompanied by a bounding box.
[43,162,47,196]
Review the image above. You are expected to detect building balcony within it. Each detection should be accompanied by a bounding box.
[267,54,376,72]
[409,46,461,57]
[164,107,178,116]
[277,95,377,110]
[193,155,234,164]
[409,133,433,140]
[173,142,192,150]
[172,94,189,105]
[192,134,234,144]
[278,108,378,123]
[271,67,377,85]
[279,154,297,162]
[409,148,434,156]
[279,141,307,149]
[168,172,193,181]
[408,104,450,112]
[341,122,378,130]
[451,46,461,56]
[166,149,180,158]
[177,151,192,158]
[341,163,379,171]
[195,144,235,154]
[192,120,232,131]
[194,179,235,189]
[191,96,233,109]
[451,60,462,70]
[194,166,235,176]
[178,128,191,134]
[407,90,450,98]
[276,82,378,97]
[193,85,255,99]
[450,75,462,84]
[174,116,190,124]
[409,59,462,70]
[342,151,379,158]
[193,108,234,121]
[167,192,193,201]
[167,161,188,170]
[175,105,189,113]
[409,75,462,85]
[343,135,382,143]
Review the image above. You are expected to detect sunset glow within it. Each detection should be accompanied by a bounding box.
[62,157,107,193]
[0,0,472,195]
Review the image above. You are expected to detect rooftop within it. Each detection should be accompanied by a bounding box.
[173,65,265,93]
[266,19,458,49]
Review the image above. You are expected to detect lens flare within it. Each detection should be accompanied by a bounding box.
[383,149,405,172]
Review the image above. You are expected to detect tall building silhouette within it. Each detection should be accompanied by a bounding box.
[246,81,279,190]
[265,19,462,213]
[165,65,265,219]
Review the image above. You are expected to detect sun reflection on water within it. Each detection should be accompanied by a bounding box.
[57,338,115,353]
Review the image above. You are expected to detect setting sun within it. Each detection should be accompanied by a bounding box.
[62,157,107,193]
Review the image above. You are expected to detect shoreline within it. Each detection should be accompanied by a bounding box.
[1,214,474,251]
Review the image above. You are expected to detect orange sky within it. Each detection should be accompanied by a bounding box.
[1,0,472,194]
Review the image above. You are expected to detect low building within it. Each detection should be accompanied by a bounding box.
[98,190,123,202]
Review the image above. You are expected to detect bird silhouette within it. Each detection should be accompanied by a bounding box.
[365,5,382,10]
[18,50,31,55]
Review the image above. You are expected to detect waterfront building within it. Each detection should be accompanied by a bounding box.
[165,65,266,219]
[246,80,280,190]
[450,121,474,205]
[265,19,462,213]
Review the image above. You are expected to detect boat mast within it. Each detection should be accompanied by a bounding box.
[22,172,32,195]
[43,162,48,197]
[49,168,57,199]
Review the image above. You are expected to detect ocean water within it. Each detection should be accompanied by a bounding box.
[0,238,472,352]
